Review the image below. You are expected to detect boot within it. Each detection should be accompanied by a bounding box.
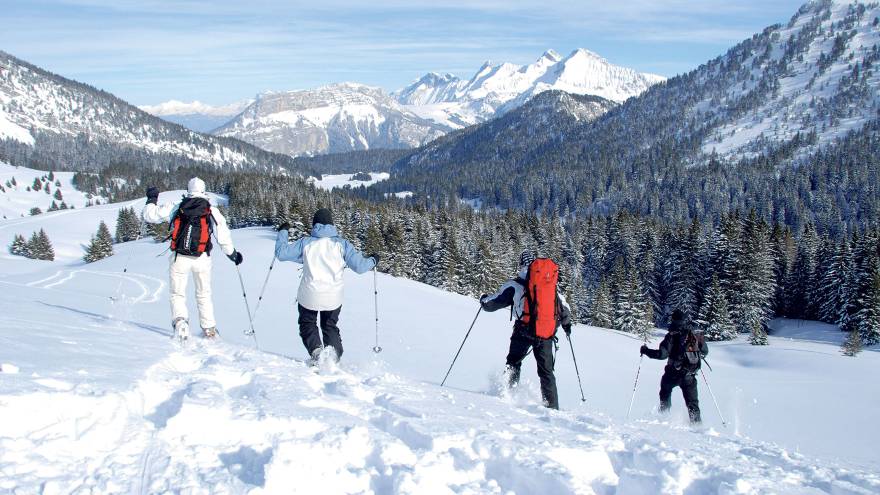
[172,318,189,343]
[202,327,218,339]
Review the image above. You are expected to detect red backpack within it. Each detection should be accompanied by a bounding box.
[170,197,213,256]
[521,258,561,339]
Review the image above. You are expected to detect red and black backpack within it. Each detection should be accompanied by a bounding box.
[520,258,562,339]
[170,197,213,256]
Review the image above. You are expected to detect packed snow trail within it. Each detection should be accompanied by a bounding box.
[1,223,879,493]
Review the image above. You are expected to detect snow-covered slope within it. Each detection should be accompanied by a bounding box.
[0,186,224,261]
[695,0,880,159]
[308,172,390,191]
[0,51,299,172]
[1,200,879,493]
[139,99,253,133]
[214,84,449,157]
[395,49,664,128]
[0,162,104,219]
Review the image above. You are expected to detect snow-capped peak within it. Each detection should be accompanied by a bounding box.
[138,99,251,117]
[541,49,563,62]
[396,48,665,127]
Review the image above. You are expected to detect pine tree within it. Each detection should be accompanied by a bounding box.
[590,279,613,328]
[147,221,171,243]
[28,229,55,261]
[736,211,775,335]
[115,207,141,243]
[9,234,28,257]
[29,207,42,216]
[841,327,863,356]
[84,221,114,263]
[54,188,63,201]
[613,266,652,337]
[854,259,880,346]
[667,219,702,321]
[697,276,737,341]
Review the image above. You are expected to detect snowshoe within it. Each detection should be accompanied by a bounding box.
[172,318,190,344]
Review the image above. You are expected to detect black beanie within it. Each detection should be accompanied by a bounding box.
[671,309,686,323]
[313,208,333,226]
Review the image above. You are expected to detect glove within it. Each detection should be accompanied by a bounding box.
[369,253,380,265]
[227,250,243,266]
[277,222,291,231]
[640,344,648,356]
[563,324,572,336]
[146,187,159,205]
[479,293,489,304]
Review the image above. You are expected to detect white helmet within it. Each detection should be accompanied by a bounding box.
[187,177,206,197]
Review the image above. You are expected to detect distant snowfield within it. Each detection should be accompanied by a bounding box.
[0,199,878,493]
[308,172,390,191]
[0,162,99,220]
[0,173,225,261]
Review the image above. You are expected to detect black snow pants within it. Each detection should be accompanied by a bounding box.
[298,304,343,359]
[505,323,559,410]
[659,366,701,424]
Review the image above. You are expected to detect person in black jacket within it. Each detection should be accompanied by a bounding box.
[641,309,709,424]
[480,250,573,410]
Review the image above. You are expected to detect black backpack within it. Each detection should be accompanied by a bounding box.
[170,197,213,256]
[671,328,703,372]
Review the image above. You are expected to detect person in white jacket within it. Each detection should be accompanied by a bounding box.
[275,208,376,362]
[142,177,243,341]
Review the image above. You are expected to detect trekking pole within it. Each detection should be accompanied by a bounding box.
[111,217,146,303]
[565,333,587,403]
[247,256,276,328]
[626,355,643,419]
[700,368,726,427]
[235,265,259,349]
[372,267,382,353]
[441,306,482,387]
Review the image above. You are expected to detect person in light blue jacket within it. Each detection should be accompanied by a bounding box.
[276,208,377,362]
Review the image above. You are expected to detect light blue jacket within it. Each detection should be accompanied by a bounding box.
[276,224,376,310]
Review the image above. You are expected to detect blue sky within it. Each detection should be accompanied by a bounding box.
[1,0,808,105]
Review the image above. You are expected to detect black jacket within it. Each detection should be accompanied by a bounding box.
[644,321,709,372]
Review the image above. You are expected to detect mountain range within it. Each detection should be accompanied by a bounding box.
[0,51,306,173]
[139,49,664,157]
[138,99,252,133]
[377,0,880,200]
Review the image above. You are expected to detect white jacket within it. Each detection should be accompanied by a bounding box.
[275,224,376,311]
[142,193,235,257]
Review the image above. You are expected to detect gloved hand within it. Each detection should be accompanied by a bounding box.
[640,344,648,356]
[479,293,489,304]
[277,222,291,232]
[146,187,159,205]
[563,324,572,336]
[228,250,243,266]
[369,253,380,266]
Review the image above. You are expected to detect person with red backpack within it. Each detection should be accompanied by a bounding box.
[479,250,572,410]
[641,309,709,424]
[142,178,243,341]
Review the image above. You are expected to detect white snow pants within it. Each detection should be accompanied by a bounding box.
[169,253,215,330]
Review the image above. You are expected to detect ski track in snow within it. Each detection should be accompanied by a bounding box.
[23,268,165,304]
